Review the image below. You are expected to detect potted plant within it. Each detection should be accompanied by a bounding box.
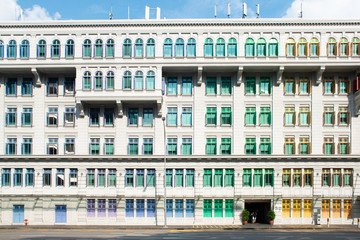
[242,209,250,225]
[267,210,276,225]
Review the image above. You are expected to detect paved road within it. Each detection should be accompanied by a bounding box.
[0,229,360,240]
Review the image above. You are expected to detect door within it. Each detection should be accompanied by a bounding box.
[55,205,67,223]
[13,205,24,223]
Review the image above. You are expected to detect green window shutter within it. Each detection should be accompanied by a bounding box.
[214,169,223,187]
[186,169,194,187]
[225,169,234,187]
[206,77,217,94]
[214,199,223,218]
[206,138,217,155]
[206,107,217,125]
[225,199,234,217]
[166,169,173,187]
[175,169,184,187]
[203,169,212,187]
[203,199,212,218]
[253,169,263,187]
[243,169,252,186]
[245,107,256,125]
[221,77,232,94]
[221,138,231,155]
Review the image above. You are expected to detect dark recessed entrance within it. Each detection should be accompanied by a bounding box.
[244,200,271,224]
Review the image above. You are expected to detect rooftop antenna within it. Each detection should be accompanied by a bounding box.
[109,6,113,20]
[256,4,260,18]
[227,3,231,18]
[242,2,247,19]
[214,5,217,18]
[298,2,303,18]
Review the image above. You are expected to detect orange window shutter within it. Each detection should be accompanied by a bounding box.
[285,43,288,56]
[322,112,325,125]
[346,43,349,55]
[334,43,338,56]
[317,43,320,56]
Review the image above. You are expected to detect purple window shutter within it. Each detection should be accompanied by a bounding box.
[108,199,117,217]
[87,199,95,217]
[98,199,106,217]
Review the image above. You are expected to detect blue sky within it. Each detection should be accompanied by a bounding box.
[1,0,360,21]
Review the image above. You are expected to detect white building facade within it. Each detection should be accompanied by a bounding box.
[0,18,359,225]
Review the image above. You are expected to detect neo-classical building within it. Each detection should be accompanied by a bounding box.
[0,17,360,226]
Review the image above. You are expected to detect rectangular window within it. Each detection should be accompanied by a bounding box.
[264,169,274,187]
[343,169,353,186]
[89,108,100,126]
[186,199,195,217]
[322,169,331,186]
[64,78,75,95]
[225,200,233,217]
[282,199,291,218]
[260,77,271,94]
[299,107,310,125]
[245,138,256,155]
[98,169,106,187]
[125,199,134,217]
[285,137,295,155]
[47,107,58,126]
[69,169,78,186]
[43,168,51,186]
[253,169,263,187]
[221,77,232,95]
[225,169,234,187]
[64,107,75,126]
[136,169,144,187]
[243,169,252,187]
[245,77,256,94]
[206,77,217,95]
[304,169,313,186]
[182,107,192,126]
[339,137,349,154]
[214,169,223,187]
[64,138,75,155]
[245,107,256,125]
[128,138,138,155]
[220,138,231,155]
[344,200,352,218]
[13,168,23,186]
[108,199,117,217]
[22,79,32,96]
[293,199,301,218]
[260,138,271,155]
[259,107,271,125]
[166,169,173,187]
[167,138,177,155]
[104,138,114,155]
[166,199,173,218]
[339,77,349,94]
[87,199,95,217]
[324,77,335,94]
[304,200,312,218]
[214,199,223,218]
[338,107,349,125]
[125,169,134,187]
[321,199,330,218]
[6,138,17,155]
[147,169,155,187]
[22,108,32,126]
[90,138,100,155]
[97,199,106,217]
[147,199,156,218]
[143,138,153,155]
[299,77,310,94]
[47,138,58,155]
[6,108,17,126]
[206,107,217,125]
[47,78,58,96]
[186,169,194,187]
[136,199,145,217]
[332,199,341,218]
[323,137,334,154]
[293,169,302,186]
[299,137,310,154]
[87,169,95,186]
[182,138,192,155]
[104,108,114,126]
[56,168,64,186]
[182,77,192,95]
[167,77,177,95]
[220,107,232,125]
[2,169,10,186]
[323,107,334,125]
[25,168,34,186]
[108,169,116,187]
[6,78,17,96]
[284,77,295,94]
[203,169,212,187]
[175,199,184,218]
[203,199,212,218]
[128,108,138,126]
[284,107,295,125]
[167,107,178,126]
[332,169,341,186]
[206,138,217,155]
[22,138,32,155]
[282,169,291,186]
[143,108,153,126]
[175,169,184,187]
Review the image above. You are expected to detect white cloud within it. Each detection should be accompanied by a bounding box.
[0,0,61,21]
[284,0,360,19]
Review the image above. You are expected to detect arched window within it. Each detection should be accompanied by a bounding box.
[94,71,103,90]
[37,40,46,58]
[20,40,29,58]
[123,71,132,89]
[175,38,184,57]
[146,71,155,89]
[83,71,91,90]
[7,40,17,58]
[0,40,4,58]
[146,38,155,57]
[66,39,74,58]
[134,38,143,57]
[83,39,91,58]
[286,38,296,56]
[327,38,337,56]
[204,38,213,57]
[163,38,173,57]
[123,39,132,57]
[257,38,266,56]
[94,39,103,57]
[227,38,237,57]
[245,38,255,56]
[309,38,319,56]
[339,38,349,56]
[135,71,143,89]
[268,38,278,56]
[106,39,114,57]
[51,39,60,58]
[352,37,360,56]
[106,71,114,90]
[187,38,196,57]
[216,38,225,56]
[298,38,307,56]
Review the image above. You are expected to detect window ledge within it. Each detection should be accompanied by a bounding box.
[134,56,144,59]
[181,125,192,127]
[123,56,131,59]
[338,124,350,127]
[205,94,217,96]
[94,56,103,59]
[104,125,115,128]
[323,124,334,127]
[259,93,271,96]
[123,88,132,91]
[220,124,232,127]
[166,125,178,127]
[21,95,33,97]
[284,124,295,127]
[145,89,155,91]
[205,124,216,127]
[46,94,58,97]
[338,93,349,96]
[245,124,256,127]
[174,56,185,59]
[186,56,196,58]
[142,125,153,127]
[82,56,91,59]
[6,125,17,128]
[245,56,255,58]
[20,57,29,60]
[105,56,115,59]
[37,57,47,60]
[94,89,103,91]
[166,94,178,96]
[323,93,335,96]
[51,57,60,60]
[299,124,310,127]
[134,89,144,91]
[21,125,32,127]
[7,57,17,60]
[89,125,100,127]
[220,94,232,96]
[127,125,138,127]
[163,56,173,59]
[245,93,256,96]
[65,56,74,59]
[259,124,271,127]
[299,93,311,96]
[284,93,295,96]
[5,95,17,97]
[47,125,58,128]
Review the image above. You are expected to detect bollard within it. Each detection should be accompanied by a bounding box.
[327,218,330,228]
[24,219,28,226]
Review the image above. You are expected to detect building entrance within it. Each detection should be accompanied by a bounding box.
[244,200,271,224]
